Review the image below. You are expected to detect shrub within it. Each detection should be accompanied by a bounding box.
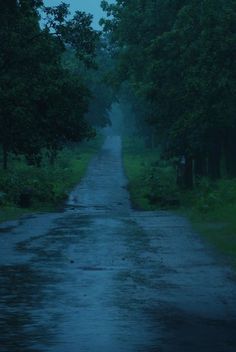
[191,178,236,213]
[145,164,180,207]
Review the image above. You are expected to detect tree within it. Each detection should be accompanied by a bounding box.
[0,0,99,168]
[101,0,236,186]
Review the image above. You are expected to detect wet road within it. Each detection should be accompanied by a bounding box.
[1,136,236,352]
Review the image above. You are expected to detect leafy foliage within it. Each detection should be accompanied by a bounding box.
[0,0,101,169]
[123,138,180,209]
[0,138,102,209]
[101,0,236,186]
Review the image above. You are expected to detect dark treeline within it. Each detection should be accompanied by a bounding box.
[101,0,236,188]
[0,0,112,169]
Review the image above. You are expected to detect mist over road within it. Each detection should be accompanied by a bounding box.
[1,136,236,352]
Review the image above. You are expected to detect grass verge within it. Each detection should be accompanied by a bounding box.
[123,138,160,210]
[0,136,103,223]
[182,179,236,266]
[123,137,179,210]
[123,137,236,265]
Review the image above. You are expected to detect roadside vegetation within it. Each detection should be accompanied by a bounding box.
[0,137,102,223]
[123,138,180,210]
[123,138,236,265]
[101,0,236,266]
[102,0,236,187]
[0,1,113,222]
[1,1,236,262]
[184,179,236,265]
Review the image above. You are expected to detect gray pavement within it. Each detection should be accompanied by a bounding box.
[0,136,236,352]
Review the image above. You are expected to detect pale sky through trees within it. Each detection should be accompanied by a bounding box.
[44,0,113,29]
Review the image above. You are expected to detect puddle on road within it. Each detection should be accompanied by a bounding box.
[1,137,236,352]
[0,263,62,352]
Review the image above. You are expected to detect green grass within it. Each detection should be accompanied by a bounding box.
[188,213,236,268]
[123,137,179,210]
[0,207,32,223]
[0,136,103,223]
[123,137,236,265]
[123,138,160,210]
[183,180,236,266]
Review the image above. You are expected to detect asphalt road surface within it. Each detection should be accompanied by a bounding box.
[1,136,236,352]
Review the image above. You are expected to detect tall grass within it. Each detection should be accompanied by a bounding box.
[123,137,179,209]
[123,137,236,265]
[0,137,103,222]
[185,178,236,265]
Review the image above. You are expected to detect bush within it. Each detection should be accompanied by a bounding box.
[0,139,102,210]
[0,191,7,205]
[145,163,180,207]
[190,178,236,214]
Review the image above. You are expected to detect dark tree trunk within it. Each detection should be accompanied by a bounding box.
[225,153,236,178]
[49,149,58,166]
[3,146,8,170]
[151,131,155,150]
[194,154,207,178]
[208,142,221,180]
[224,129,236,178]
[36,156,42,168]
[183,157,193,189]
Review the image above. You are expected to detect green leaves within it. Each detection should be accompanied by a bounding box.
[103,0,236,179]
[0,0,100,168]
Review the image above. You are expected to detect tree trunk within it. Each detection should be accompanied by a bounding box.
[194,154,207,179]
[151,131,155,150]
[182,156,193,189]
[225,153,236,178]
[224,129,236,177]
[208,143,221,180]
[49,149,57,166]
[3,146,8,170]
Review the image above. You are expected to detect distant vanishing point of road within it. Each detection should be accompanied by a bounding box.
[1,136,236,352]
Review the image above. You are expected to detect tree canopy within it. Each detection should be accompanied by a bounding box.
[101,0,236,186]
[0,0,110,168]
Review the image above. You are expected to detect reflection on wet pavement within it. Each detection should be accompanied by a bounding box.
[1,136,236,352]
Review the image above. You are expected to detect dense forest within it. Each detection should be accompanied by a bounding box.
[2,2,236,350]
[101,0,236,188]
[1,0,236,191]
[0,0,112,170]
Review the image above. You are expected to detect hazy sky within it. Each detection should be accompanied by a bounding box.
[44,0,112,29]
